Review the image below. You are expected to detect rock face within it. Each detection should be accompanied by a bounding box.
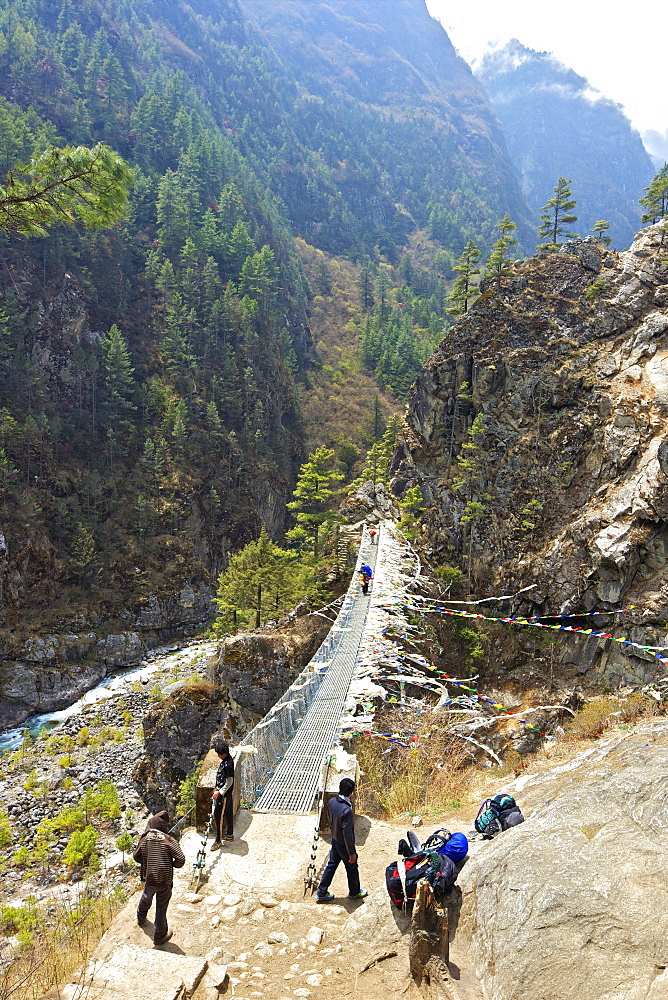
[210,611,332,723]
[133,684,228,815]
[454,718,668,1000]
[339,481,398,526]
[397,224,668,688]
[0,586,215,728]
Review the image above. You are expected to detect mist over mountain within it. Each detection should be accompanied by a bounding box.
[477,39,654,249]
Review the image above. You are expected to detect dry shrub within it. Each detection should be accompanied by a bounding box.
[564,692,660,743]
[564,697,617,740]
[619,692,658,723]
[353,708,475,819]
[0,885,125,1000]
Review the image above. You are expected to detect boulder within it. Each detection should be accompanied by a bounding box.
[133,684,227,814]
[342,887,411,948]
[454,719,668,1000]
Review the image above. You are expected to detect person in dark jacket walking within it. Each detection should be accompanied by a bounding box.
[316,778,368,903]
[358,564,373,596]
[134,810,185,946]
[210,734,235,850]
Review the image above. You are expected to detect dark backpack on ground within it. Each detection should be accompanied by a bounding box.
[475,794,524,839]
[386,850,458,911]
[399,827,469,865]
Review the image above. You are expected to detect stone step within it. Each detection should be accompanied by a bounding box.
[55,944,208,1000]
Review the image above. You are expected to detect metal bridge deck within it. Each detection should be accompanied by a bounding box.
[252,540,377,815]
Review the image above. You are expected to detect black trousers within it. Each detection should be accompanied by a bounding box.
[137,881,172,942]
[317,838,360,898]
[213,790,234,838]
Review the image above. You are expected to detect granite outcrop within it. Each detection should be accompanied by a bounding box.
[454,719,668,1000]
[395,225,668,689]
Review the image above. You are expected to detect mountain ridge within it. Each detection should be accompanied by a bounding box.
[477,38,654,249]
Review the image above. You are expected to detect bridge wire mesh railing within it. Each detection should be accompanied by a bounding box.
[237,571,362,807]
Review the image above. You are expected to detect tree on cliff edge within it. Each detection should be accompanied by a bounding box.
[448,239,481,315]
[536,177,578,253]
[639,164,668,225]
[486,215,517,292]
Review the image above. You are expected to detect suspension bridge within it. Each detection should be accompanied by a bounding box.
[238,526,379,814]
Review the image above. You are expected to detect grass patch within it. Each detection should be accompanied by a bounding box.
[353,708,475,818]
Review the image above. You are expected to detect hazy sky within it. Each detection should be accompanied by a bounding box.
[425,0,668,158]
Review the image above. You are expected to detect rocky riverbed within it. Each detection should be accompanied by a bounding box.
[0,640,217,923]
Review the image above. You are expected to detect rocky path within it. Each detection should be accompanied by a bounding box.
[50,809,483,1000]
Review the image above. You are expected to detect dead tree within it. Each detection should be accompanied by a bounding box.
[409,880,450,994]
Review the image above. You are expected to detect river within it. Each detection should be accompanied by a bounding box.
[0,639,218,754]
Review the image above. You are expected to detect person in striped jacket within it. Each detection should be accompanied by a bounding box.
[134,810,185,946]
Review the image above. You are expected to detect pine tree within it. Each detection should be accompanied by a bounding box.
[486,215,517,292]
[639,164,668,224]
[353,412,403,487]
[0,143,133,236]
[591,220,612,245]
[448,239,480,315]
[287,446,344,558]
[536,177,578,253]
[214,528,298,631]
[452,412,489,592]
[100,325,136,465]
[358,261,374,311]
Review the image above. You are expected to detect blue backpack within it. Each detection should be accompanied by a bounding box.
[439,831,469,864]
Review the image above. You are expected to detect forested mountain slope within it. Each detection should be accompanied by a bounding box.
[239,0,534,253]
[0,0,539,650]
[477,40,654,250]
[0,0,317,646]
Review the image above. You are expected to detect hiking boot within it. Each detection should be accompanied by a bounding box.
[137,915,147,927]
[154,930,173,946]
[316,892,336,903]
[348,889,368,900]
[221,834,234,841]
[210,840,221,851]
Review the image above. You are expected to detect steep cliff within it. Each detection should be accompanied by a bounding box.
[396,223,668,688]
[477,40,654,250]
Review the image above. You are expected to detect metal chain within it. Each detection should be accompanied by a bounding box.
[303,792,322,896]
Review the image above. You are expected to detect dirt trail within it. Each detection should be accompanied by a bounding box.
[51,809,484,1000]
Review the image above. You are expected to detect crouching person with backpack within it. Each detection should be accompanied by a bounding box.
[134,810,186,946]
[316,778,368,903]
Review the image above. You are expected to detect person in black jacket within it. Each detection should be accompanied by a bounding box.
[316,778,368,903]
[210,735,235,850]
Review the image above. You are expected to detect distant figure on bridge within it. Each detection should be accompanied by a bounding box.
[210,735,235,849]
[316,778,368,903]
[134,810,185,947]
[368,527,377,544]
[358,563,373,595]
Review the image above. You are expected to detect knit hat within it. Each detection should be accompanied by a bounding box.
[211,734,230,755]
[147,810,170,833]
